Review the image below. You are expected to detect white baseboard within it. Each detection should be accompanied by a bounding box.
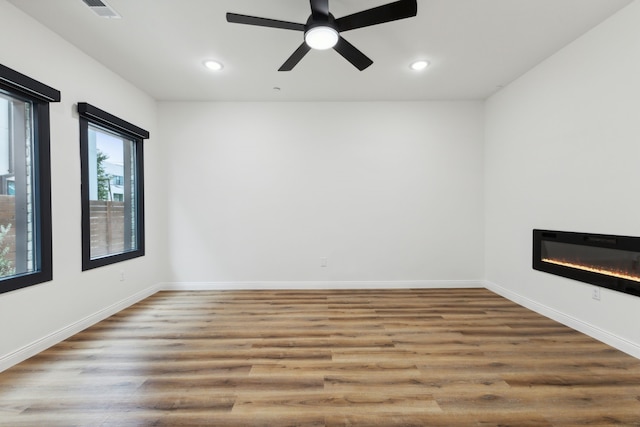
[161,280,484,291]
[484,280,640,360]
[0,284,161,373]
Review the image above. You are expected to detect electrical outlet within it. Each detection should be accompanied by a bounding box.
[592,287,601,301]
[320,257,328,268]
[120,271,125,282]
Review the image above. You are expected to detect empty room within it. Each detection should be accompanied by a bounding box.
[1,0,640,425]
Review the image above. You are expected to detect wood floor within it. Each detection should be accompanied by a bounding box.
[1,289,640,426]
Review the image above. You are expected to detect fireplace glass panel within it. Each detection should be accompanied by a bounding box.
[541,241,640,283]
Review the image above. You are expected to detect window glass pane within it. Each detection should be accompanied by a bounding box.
[88,124,138,260]
[0,91,37,279]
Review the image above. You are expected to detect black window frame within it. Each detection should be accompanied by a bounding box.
[0,64,59,294]
[78,102,148,271]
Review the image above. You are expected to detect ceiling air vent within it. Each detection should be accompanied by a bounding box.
[81,0,121,19]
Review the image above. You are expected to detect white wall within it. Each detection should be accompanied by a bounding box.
[0,1,167,365]
[159,101,484,287]
[485,1,640,355]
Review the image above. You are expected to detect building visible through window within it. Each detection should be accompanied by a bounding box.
[1,91,38,278]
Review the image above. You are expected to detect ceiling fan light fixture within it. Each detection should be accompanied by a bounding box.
[203,60,224,71]
[410,60,429,71]
[305,26,339,50]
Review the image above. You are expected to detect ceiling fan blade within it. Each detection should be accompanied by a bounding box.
[333,36,373,71]
[335,0,417,32]
[310,0,329,19]
[279,43,312,71]
[226,13,305,31]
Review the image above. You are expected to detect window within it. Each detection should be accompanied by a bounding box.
[0,64,59,294]
[78,103,148,270]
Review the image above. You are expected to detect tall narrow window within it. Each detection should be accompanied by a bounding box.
[0,64,59,294]
[78,103,148,270]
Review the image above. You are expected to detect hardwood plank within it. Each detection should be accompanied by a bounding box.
[231,391,441,415]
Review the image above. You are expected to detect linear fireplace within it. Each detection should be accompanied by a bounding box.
[533,229,640,297]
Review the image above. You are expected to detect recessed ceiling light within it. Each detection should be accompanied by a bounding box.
[410,60,429,71]
[305,26,339,50]
[203,60,224,71]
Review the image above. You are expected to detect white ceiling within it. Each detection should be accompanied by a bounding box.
[7,0,633,101]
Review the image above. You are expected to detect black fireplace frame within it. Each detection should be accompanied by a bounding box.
[533,229,640,298]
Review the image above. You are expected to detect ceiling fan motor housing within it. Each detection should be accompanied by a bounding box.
[306,12,336,31]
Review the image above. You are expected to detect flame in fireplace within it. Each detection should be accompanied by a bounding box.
[542,258,640,282]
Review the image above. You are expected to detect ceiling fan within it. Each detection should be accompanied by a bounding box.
[226,0,418,71]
